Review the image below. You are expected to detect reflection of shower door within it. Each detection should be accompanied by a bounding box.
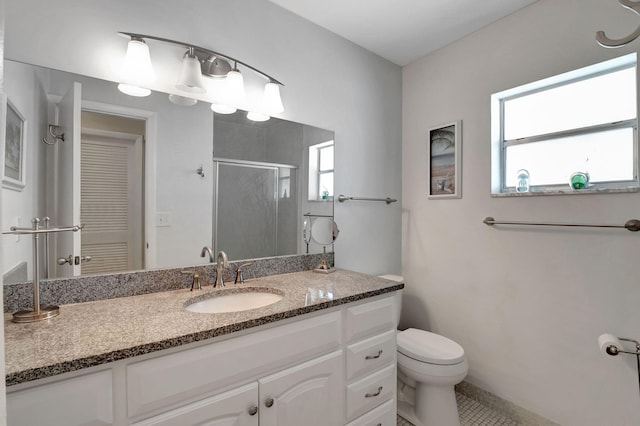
[214,161,278,260]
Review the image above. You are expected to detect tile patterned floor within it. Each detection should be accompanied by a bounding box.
[397,392,521,426]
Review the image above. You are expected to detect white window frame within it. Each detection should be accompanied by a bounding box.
[308,140,334,201]
[491,53,639,196]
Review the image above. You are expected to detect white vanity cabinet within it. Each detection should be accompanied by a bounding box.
[131,382,259,426]
[258,350,343,426]
[344,296,398,425]
[6,293,397,426]
[6,369,114,426]
[133,351,343,426]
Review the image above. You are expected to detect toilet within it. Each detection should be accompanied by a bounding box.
[378,275,468,426]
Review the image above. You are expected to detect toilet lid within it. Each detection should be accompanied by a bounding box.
[397,328,465,365]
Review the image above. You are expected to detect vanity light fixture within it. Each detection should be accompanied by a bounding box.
[211,103,237,114]
[118,37,154,97]
[176,47,206,94]
[168,94,198,106]
[243,81,284,121]
[263,81,284,114]
[247,111,271,122]
[225,63,246,106]
[117,32,285,119]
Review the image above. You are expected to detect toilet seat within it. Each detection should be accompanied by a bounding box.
[397,328,465,365]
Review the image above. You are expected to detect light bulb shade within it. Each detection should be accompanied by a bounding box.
[176,54,206,94]
[210,103,237,114]
[119,39,154,96]
[263,82,284,114]
[118,84,151,97]
[226,69,245,106]
[247,111,270,122]
[169,94,198,106]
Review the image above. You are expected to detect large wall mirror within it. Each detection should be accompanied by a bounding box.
[1,59,334,284]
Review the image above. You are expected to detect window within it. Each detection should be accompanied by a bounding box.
[279,167,291,199]
[491,53,638,195]
[308,141,334,200]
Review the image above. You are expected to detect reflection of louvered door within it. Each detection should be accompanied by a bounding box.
[80,130,143,275]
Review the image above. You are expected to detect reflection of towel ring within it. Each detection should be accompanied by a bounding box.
[42,125,65,145]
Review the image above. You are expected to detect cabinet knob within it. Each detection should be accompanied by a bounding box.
[365,349,383,360]
[248,405,258,416]
[365,386,383,398]
[265,397,274,407]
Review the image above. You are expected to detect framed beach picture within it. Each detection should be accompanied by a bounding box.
[2,98,27,191]
[427,120,461,199]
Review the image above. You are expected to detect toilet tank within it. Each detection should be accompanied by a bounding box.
[377,274,403,327]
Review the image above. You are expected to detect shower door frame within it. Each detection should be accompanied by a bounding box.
[212,157,297,260]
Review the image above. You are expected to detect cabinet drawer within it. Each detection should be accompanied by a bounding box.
[347,329,396,381]
[346,399,396,426]
[346,364,395,421]
[127,311,341,419]
[346,295,395,343]
[7,370,113,426]
[131,382,258,426]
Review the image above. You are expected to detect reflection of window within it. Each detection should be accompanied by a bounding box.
[491,53,638,194]
[279,167,290,198]
[308,141,334,201]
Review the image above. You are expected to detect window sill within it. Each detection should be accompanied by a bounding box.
[491,186,640,197]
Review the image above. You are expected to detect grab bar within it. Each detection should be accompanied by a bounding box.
[338,194,397,205]
[483,216,640,232]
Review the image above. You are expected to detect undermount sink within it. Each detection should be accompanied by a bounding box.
[185,288,284,314]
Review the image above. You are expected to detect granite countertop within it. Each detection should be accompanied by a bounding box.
[4,269,403,386]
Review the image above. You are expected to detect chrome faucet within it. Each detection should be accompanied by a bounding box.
[235,262,253,284]
[214,250,229,287]
[181,268,201,291]
[200,246,214,263]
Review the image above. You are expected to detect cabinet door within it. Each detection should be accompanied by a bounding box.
[7,370,112,426]
[259,350,343,426]
[132,382,258,426]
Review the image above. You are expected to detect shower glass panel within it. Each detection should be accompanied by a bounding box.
[214,160,298,260]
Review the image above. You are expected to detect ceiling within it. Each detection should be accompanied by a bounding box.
[268,0,538,66]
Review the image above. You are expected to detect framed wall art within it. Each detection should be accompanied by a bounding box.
[2,98,27,191]
[427,120,461,199]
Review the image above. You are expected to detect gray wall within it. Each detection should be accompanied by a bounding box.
[402,0,640,424]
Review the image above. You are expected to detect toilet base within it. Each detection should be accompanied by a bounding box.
[397,378,461,426]
[398,400,424,426]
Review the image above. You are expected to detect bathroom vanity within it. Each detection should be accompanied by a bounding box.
[4,269,402,426]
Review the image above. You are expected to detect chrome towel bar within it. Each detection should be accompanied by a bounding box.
[2,224,84,235]
[303,212,333,218]
[338,194,397,205]
[483,217,640,232]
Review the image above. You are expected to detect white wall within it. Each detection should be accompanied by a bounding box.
[2,61,49,279]
[4,0,403,276]
[0,0,8,421]
[403,0,640,424]
[46,69,214,269]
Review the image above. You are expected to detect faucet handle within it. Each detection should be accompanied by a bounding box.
[235,262,253,284]
[181,269,201,291]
